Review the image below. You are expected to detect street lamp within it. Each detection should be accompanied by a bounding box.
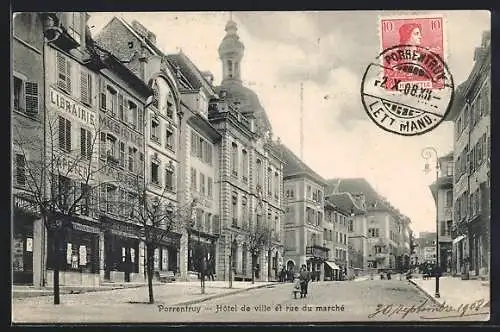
[421,146,440,298]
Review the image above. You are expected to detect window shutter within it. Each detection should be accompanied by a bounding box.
[99,79,106,111]
[59,116,66,150]
[118,93,124,121]
[80,128,86,158]
[100,132,106,158]
[99,185,107,212]
[66,59,72,94]
[15,154,26,185]
[80,71,90,105]
[25,81,39,116]
[65,118,71,152]
[57,52,67,91]
[86,131,92,160]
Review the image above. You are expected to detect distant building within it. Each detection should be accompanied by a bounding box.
[429,152,453,273]
[326,178,412,273]
[415,232,437,264]
[277,144,328,279]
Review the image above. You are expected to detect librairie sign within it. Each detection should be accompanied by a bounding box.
[49,87,96,127]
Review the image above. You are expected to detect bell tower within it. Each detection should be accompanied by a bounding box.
[218,14,245,84]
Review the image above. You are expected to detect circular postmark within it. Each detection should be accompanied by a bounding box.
[361,45,454,136]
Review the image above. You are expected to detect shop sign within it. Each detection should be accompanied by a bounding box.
[99,113,143,147]
[73,222,100,234]
[49,88,96,127]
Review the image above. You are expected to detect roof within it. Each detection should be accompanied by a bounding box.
[325,178,381,204]
[325,193,364,215]
[167,52,217,96]
[275,143,326,185]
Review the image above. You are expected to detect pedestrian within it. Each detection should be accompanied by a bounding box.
[207,258,215,281]
[299,264,311,298]
[280,267,286,283]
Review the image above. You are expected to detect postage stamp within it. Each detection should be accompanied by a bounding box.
[360,43,454,136]
[379,15,445,89]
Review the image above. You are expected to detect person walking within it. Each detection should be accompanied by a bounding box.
[280,267,286,283]
[299,264,311,298]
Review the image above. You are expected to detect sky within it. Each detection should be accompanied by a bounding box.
[89,10,490,236]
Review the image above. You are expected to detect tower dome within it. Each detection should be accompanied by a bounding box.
[218,19,245,83]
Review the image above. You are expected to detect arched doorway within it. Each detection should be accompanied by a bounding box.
[286,260,295,272]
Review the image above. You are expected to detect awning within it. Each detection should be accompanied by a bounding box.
[325,261,340,270]
[452,235,466,244]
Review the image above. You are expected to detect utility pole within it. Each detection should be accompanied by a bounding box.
[300,82,304,160]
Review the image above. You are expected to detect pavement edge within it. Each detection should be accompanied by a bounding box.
[173,282,279,307]
[408,279,442,306]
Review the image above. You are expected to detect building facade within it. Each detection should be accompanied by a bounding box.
[429,152,453,273]
[415,232,437,265]
[95,17,184,278]
[326,178,412,273]
[278,144,328,280]
[447,31,490,279]
[12,12,46,286]
[208,19,284,282]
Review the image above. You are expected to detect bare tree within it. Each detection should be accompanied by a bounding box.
[247,220,272,284]
[117,176,197,304]
[12,112,111,305]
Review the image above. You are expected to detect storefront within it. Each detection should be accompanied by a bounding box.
[13,210,36,285]
[324,261,340,281]
[188,230,217,277]
[46,220,100,287]
[153,232,181,276]
[101,216,141,283]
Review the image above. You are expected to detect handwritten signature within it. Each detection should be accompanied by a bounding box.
[368,298,490,320]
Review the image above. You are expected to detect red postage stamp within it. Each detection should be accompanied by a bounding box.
[379,16,445,89]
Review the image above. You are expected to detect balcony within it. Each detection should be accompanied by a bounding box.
[306,245,329,260]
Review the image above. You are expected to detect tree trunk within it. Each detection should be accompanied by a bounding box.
[53,231,60,305]
[251,254,255,284]
[146,245,154,304]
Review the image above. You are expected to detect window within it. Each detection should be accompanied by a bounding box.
[151,117,160,143]
[58,175,72,210]
[166,92,174,119]
[14,76,39,116]
[106,185,117,214]
[106,134,117,160]
[206,143,212,165]
[80,71,92,105]
[368,228,379,237]
[446,162,454,177]
[190,168,197,191]
[267,167,272,195]
[106,86,117,116]
[152,84,159,109]
[227,60,233,78]
[200,173,206,195]
[80,183,91,216]
[231,143,238,176]
[256,159,262,188]
[117,93,125,122]
[241,197,248,229]
[231,194,238,226]
[151,162,159,185]
[274,172,279,198]
[348,219,354,232]
[307,185,312,199]
[80,128,92,160]
[58,116,71,152]
[66,12,82,44]
[166,129,174,150]
[440,221,446,236]
[198,137,204,160]
[128,147,136,172]
[242,149,248,182]
[275,216,279,240]
[445,190,453,207]
[128,101,138,128]
[165,168,174,191]
[119,142,125,168]
[344,233,347,245]
[15,154,26,186]
[207,177,213,198]
[57,52,72,93]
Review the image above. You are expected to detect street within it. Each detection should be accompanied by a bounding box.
[12,279,490,323]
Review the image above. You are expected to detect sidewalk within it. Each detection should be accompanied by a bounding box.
[409,276,490,308]
[12,281,277,306]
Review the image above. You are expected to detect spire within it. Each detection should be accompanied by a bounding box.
[218,13,244,83]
